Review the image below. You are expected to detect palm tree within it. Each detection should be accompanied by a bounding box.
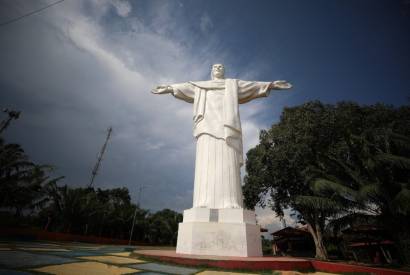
[0,138,62,217]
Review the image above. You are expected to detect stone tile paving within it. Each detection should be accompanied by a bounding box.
[51,250,105,257]
[0,269,32,275]
[130,262,199,275]
[280,272,336,275]
[0,251,78,268]
[20,247,70,252]
[79,255,145,264]
[109,252,132,257]
[197,271,258,275]
[97,246,132,252]
[31,261,139,275]
[1,241,53,247]
[68,246,99,252]
[0,241,342,275]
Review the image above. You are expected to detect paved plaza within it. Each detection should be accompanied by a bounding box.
[0,240,337,274]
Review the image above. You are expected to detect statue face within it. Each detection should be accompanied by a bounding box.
[211,64,225,79]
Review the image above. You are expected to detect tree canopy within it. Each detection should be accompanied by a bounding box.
[243,101,410,260]
[0,136,182,245]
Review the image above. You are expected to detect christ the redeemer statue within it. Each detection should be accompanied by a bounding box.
[152,64,291,209]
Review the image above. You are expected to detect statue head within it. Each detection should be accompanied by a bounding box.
[211,64,225,80]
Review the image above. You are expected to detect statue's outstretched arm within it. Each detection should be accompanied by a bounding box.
[238,79,292,104]
[151,85,173,94]
[268,80,292,90]
[151,83,195,103]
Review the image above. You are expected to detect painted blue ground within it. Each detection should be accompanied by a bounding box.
[131,262,199,275]
[0,251,78,268]
[0,241,203,274]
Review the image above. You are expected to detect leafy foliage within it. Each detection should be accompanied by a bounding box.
[145,209,182,245]
[0,136,182,245]
[40,184,151,241]
[0,137,61,216]
[243,101,410,260]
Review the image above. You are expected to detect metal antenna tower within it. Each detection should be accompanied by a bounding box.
[88,127,112,188]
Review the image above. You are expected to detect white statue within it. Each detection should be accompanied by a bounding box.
[152,64,291,209]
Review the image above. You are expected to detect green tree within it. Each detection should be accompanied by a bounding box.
[146,209,182,245]
[42,184,94,233]
[0,137,62,217]
[42,185,145,239]
[0,137,184,244]
[96,187,145,239]
[243,101,410,260]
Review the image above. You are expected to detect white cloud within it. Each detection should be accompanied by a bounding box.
[256,207,297,239]
[199,13,213,33]
[0,0,273,211]
[49,1,220,210]
[111,0,132,17]
[241,119,263,157]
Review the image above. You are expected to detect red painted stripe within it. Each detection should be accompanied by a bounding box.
[312,260,410,275]
[136,253,313,271]
[135,251,410,274]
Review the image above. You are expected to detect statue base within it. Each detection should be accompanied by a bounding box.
[176,208,262,257]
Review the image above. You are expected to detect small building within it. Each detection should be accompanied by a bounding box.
[342,225,400,264]
[271,226,315,257]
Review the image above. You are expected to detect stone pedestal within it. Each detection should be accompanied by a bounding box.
[176,208,262,257]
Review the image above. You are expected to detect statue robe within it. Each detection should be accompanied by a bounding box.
[170,79,270,208]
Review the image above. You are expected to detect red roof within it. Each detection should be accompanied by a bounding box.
[271,226,310,237]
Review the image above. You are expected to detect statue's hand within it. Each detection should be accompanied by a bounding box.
[151,85,172,94]
[270,80,292,90]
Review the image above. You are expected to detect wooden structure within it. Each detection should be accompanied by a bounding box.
[271,226,315,257]
[342,225,399,264]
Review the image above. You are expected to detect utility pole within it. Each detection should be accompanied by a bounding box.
[0,109,21,134]
[129,185,145,246]
[88,127,112,188]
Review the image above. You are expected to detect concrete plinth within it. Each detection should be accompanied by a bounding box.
[176,208,262,257]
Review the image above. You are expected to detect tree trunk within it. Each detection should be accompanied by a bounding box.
[307,222,328,260]
[14,207,21,218]
[44,216,51,231]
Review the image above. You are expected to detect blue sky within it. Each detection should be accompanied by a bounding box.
[0,0,409,232]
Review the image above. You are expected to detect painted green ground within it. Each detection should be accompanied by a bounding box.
[0,240,340,275]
